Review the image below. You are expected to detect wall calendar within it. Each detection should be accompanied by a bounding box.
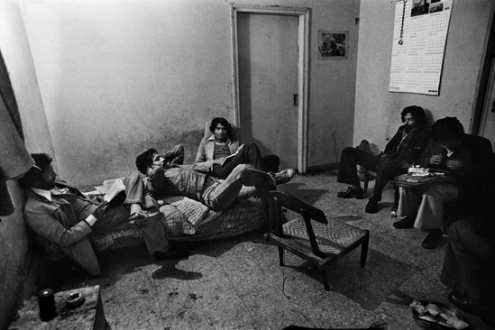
[389,0,453,95]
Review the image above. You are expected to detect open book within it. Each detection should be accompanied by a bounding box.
[103,178,126,202]
[220,144,243,167]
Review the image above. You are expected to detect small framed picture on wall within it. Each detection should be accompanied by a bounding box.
[318,31,348,59]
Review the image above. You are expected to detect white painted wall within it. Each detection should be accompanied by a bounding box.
[355,0,494,151]
[1,0,53,158]
[18,0,359,184]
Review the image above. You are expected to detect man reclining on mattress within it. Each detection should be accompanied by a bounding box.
[20,153,189,276]
[135,146,275,212]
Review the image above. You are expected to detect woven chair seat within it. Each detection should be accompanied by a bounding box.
[282,218,368,256]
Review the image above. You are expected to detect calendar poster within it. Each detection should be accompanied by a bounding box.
[389,0,453,95]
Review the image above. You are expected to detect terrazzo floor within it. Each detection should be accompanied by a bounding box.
[40,170,494,330]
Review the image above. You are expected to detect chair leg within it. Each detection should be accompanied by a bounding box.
[278,247,284,266]
[319,268,330,291]
[363,173,369,194]
[360,230,370,268]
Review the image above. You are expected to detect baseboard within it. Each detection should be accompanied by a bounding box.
[305,163,340,173]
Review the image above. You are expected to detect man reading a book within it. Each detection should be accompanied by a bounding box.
[21,153,189,276]
[194,117,295,185]
[393,117,495,249]
[136,148,275,211]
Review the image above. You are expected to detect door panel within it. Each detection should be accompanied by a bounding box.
[237,13,299,169]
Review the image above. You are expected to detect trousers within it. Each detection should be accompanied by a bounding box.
[90,172,167,255]
[212,142,280,179]
[202,164,271,211]
[441,220,495,316]
[337,147,405,200]
[397,184,458,230]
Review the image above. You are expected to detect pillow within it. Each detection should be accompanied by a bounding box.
[159,196,210,235]
[159,204,190,236]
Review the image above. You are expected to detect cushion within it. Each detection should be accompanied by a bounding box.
[159,196,210,235]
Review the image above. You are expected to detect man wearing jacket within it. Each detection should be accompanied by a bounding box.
[337,105,431,213]
[194,117,295,185]
[393,117,495,249]
[21,153,188,276]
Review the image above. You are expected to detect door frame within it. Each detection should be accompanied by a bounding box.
[230,5,311,173]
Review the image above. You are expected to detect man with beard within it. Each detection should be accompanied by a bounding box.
[337,105,431,214]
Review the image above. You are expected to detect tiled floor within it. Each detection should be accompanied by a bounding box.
[43,170,494,330]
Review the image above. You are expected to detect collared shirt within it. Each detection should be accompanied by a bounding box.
[31,187,71,202]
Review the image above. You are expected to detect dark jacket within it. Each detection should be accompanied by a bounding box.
[383,124,431,166]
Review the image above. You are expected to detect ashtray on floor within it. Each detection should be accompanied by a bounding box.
[65,291,85,309]
[411,300,470,330]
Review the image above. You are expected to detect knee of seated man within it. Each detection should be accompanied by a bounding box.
[235,163,255,172]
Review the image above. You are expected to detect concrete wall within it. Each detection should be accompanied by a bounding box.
[355,0,495,151]
[19,0,360,184]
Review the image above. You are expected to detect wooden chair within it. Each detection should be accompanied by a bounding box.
[265,191,370,291]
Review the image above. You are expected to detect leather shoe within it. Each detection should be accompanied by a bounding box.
[153,248,189,261]
[393,215,416,229]
[448,291,478,315]
[365,199,379,213]
[337,187,364,199]
[421,229,443,249]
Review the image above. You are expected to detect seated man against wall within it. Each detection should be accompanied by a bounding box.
[337,105,431,213]
[393,117,495,249]
[194,117,295,185]
[20,154,189,276]
[136,147,275,212]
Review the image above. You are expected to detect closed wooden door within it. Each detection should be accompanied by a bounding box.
[237,13,299,170]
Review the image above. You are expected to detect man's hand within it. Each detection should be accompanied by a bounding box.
[445,159,462,171]
[92,201,109,220]
[429,154,444,165]
[92,195,105,203]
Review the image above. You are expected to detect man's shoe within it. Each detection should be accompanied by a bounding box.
[365,199,379,213]
[421,229,443,249]
[153,248,189,261]
[337,187,364,199]
[393,215,416,229]
[271,169,296,185]
[448,291,479,315]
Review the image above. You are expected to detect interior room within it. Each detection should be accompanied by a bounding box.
[1,0,494,329]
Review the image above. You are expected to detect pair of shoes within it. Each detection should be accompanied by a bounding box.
[421,229,443,249]
[393,215,416,229]
[448,291,479,315]
[271,169,296,185]
[365,199,379,213]
[153,248,189,261]
[337,187,364,199]
[129,209,159,222]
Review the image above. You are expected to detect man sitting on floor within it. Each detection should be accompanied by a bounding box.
[393,117,495,249]
[194,117,295,185]
[21,153,189,276]
[136,147,275,212]
[337,105,431,213]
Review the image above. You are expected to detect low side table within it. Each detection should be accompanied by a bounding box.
[9,285,106,330]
